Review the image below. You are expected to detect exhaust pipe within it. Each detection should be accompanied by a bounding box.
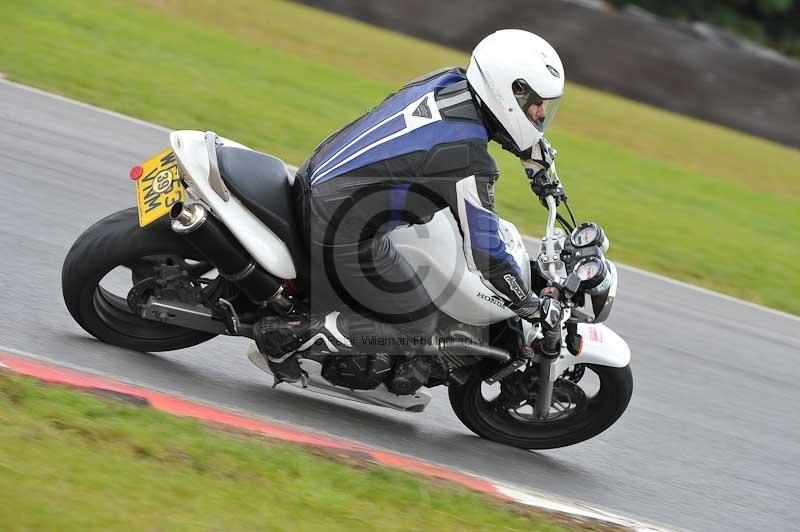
[416,339,510,363]
[170,202,292,313]
[439,342,510,362]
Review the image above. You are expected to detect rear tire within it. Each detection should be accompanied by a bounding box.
[449,363,633,449]
[62,208,217,351]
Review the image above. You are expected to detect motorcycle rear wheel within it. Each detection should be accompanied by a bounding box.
[62,208,218,352]
[449,363,633,449]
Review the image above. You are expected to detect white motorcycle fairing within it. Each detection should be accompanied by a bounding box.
[170,130,297,280]
[390,209,529,326]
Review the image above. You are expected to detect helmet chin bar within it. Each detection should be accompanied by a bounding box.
[476,99,536,159]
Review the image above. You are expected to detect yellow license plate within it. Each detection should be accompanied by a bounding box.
[133,149,185,227]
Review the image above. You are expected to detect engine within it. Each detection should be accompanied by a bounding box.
[387,357,433,395]
[322,354,392,390]
[320,324,489,395]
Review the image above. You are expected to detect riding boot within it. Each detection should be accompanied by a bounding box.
[252,311,352,382]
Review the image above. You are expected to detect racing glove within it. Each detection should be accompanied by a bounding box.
[508,289,563,328]
[521,138,557,178]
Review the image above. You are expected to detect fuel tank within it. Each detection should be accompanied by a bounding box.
[390,210,530,326]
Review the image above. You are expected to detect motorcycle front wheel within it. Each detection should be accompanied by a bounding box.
[449,363,633,449]
[62,208,219,352]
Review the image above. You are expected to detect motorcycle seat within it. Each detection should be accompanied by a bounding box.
[216,146,305,266]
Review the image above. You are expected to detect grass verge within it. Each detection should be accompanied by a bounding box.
[0,0,798,313]
[0,372,604,531]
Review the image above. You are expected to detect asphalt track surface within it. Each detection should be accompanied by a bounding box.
[2,80,799,532]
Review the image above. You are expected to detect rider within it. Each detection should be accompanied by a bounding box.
[254,29,565,382]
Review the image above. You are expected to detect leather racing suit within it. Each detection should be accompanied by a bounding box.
[294,67,534,350]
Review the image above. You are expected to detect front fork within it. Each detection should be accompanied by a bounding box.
[527,310,571,420]
[534,354,560,419]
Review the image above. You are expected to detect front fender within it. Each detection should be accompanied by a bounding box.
[552,323,630,375]
[521,321,631,369]
[572,323,630,368]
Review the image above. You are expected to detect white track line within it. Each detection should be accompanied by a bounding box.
[3,77,797,323]
[0,344,673,531]
[494,485,670,532]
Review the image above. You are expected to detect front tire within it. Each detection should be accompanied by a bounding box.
[62,208,218,351]
[449,363,633,449]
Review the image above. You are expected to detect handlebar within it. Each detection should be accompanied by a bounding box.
[543,195,559,282]
[535,190,567,357]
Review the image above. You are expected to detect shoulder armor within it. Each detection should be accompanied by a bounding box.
[436,81,481,122]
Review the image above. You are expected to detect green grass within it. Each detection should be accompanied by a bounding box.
[1,0,798,314]
[0,373,584,531]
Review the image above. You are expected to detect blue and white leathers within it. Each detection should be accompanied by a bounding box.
[309,70,487,186]
[299,68,531,307]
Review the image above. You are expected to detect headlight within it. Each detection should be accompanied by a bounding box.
[589,261,617,322]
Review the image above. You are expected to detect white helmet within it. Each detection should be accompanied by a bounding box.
[467,29,564,156]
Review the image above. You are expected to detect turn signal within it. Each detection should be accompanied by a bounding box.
[567,332,584,356]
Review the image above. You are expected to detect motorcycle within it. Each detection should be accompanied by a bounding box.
[62,130,632,449]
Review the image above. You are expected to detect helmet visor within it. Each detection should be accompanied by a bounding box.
[535,97,560,132]
[512,79,561,132]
